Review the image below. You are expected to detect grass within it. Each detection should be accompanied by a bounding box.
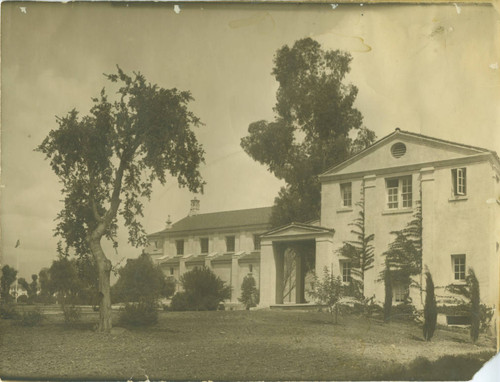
[0,308,496,380]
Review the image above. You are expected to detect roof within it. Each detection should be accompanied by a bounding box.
[149,206,272,236]
[261,222,334,240]
[320,128,500,179]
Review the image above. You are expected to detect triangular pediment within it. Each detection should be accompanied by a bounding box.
[262,222,334,240]
[320,129,493,179]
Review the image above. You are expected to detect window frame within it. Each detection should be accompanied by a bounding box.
[451,254,466,282]
[452,168,467,196]
[340,182,352,208]
[175,239,184,256]
[385,175,413,210]
[200,237,209,254]
[253,234,261,250]
[340,261,352,283]
[226,235,235,252]
[393,282,408,303]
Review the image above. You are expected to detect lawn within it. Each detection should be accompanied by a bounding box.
[0,308,496,380]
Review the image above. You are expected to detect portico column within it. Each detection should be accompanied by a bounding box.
[258,241,276,307]
[295,251,305,303]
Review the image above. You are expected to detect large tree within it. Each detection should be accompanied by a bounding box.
[241,38,375,226]
[337,191,374,299]
[0,265,17,302]
[37,68,205,331]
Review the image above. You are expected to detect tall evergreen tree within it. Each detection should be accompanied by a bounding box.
[423,271,437,341]
[383,259,393,322]
[338,189,374,298]
[468,268,480,343]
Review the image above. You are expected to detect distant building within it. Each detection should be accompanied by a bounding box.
[146,200,271,303]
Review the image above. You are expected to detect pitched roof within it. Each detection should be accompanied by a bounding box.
[320,128,499,179]
[149,206,273,236]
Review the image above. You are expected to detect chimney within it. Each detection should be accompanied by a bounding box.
[189,197,200,216]
[165,215,172,229]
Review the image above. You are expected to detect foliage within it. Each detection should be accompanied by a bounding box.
[383,260,392,322]
[18,274,38,303]
[423,271,437,341]
[111,253,175,304]
[469,269,480,343]
[240,38,375,226]
[17,295,28,304]
[309,267,343,323]
[37,67,205,331]
[15,308,44,327]
[170,267,231,311]
[391,302,418,322]
[239,275,259,310]
[1,265,17,302]
[118,301,158,327]
[382,203,422,298]
[37,268,56,303]
[0,302,20,319]
[445,268,493,341]
[338,192,374,298]
[62,305,82,326]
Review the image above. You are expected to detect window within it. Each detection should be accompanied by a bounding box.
[452,168,467,196]
[386,176,412,209]
[154,240,162,249]
[253,234,261,250]
[341,261,352,283]
[176,240,184,255]
[200,238,209,254]
[249,264,253,273]
[391,142,407,158]
[169,267,174,276]
[393,282,408,303]
[340,183,352,207]
[452,254,466,281]
[226,236,235,252]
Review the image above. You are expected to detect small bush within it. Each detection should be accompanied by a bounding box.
[239,275,259,310]
[17,295,29,304]
[62,304,82,325]
[383,263,392,322]
[16,308,44,327]
[118,301,158,327]
[169,267,231,311]
[0,302,20,319]
[391,302,417,321]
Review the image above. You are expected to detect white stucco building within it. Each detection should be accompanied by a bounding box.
[259,129,499,310]
[147,129,499,313]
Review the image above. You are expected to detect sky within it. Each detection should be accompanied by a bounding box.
[1,2,499,280]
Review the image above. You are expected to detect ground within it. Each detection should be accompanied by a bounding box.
[0,307,496,380]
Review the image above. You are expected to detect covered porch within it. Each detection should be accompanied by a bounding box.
[259,222,335,307]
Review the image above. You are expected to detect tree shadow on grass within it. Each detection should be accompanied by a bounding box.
[375,351,495,381]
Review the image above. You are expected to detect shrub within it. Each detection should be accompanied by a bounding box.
[239,275,259,310]
[469,268,480,343]
[170,267,231,311]
[16,308,44,327]
[423,271,437,341]
[391,302,417,321]
[383,262,392,322]
[62,304,82,325]
[118,301,158,327]
[0,302,20,319]
[112,253,175,304]
[17,295,29,304]
[309,267,343,323]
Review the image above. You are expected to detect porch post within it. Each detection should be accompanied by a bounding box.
[275,244,284,304]
[258,240,276,307]
[295,252,305,303]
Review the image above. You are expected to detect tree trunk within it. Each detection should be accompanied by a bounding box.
[90,238,112,332]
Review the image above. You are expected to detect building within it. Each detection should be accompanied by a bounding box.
[146,199,271,303]
[147,129,499,312]
[259,129,499,310]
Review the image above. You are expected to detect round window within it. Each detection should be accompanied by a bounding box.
[391,142,406,158]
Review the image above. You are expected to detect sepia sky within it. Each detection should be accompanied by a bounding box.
[1,2,499,279]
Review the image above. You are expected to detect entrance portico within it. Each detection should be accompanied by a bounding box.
[259,222,335,307]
